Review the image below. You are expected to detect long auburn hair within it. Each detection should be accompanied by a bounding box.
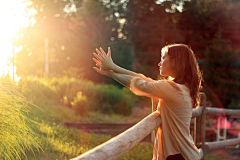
[162,44,203,108]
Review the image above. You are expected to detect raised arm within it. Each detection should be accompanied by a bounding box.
[93,47,139,77]
[93,66,171,101]
[92,67,133,88]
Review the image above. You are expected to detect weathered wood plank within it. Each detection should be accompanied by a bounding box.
[201,94,206,156]
[205,138,240,150]
[192,107,202,119]
[71,111,161,160]
[206,108,240,116]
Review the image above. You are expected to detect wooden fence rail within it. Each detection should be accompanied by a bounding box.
[71,93,240,160]
[71,111,161,160]
[205,138,240,150]
[206,107,240,116]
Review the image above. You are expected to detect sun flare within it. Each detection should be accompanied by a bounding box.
[0,0,35,78]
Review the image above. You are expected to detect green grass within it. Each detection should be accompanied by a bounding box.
[23,119,153,160]
[0,79,40,160]
[23,102,153,159]
[205,156,219,160]
[26,95,137,124]
[24,120,111,160]
[13,76,152,159]
[22,95,153,159]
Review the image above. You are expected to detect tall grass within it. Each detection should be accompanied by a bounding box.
[0,78,39,160]
[24,120,111,160]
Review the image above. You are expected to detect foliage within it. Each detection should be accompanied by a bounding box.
[12,76,152,160]
[71,91,89,115]
[13,0,131,84]
[18,76,136,115]
[119,0,240,108]
[202,29,240,108]
[176,0,240,58]
[120,0,184,78]
[12,0,240,110]
[0,76,39,160]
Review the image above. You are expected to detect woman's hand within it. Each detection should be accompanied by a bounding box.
[93,47,115,70]
[93,67,110,76]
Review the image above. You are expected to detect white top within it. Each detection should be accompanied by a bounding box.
[130,75,203,160]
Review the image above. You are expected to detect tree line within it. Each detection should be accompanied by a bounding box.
[12,0,240,108]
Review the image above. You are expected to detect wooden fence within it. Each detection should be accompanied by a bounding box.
[71,93,240,160]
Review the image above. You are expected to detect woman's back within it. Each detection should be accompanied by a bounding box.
[153,81,202,160]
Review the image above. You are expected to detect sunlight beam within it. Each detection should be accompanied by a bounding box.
[0,0,36,80]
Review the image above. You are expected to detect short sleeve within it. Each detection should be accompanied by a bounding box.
[130,76,174,100]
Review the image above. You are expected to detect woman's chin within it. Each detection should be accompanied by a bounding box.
[160,72,170,77]
[160,71,165,76]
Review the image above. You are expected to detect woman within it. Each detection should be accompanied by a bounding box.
[93,44,203,160]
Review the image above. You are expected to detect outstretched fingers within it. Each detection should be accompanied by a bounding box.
[96,48,105,58]
[93,58,102,65]
[93,52,102,62]
[99,47,107,57]
[93,67,100,72]
[96,63,103,68]
[93,67,103,75]
[107,47,111,57]
[93,67,107,75]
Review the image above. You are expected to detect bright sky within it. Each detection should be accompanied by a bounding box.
[0,0,35,80]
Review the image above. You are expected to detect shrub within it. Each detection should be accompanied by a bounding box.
[72,92,89,115]
[18,76,136,115]
[88,85,134,115]
[114,93,133,115]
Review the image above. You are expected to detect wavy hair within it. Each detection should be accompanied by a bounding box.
[162,44,203,108]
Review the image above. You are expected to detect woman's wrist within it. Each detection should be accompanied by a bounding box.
[109,63,117,71]
[106,70,114,77]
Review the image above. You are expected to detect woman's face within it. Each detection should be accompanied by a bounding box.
[158,50,175,77]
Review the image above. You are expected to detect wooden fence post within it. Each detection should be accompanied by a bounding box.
[201,93,206,157]
[194,93,206,160]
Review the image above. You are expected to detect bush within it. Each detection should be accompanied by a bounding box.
[18,76,136,115]
[72,92,89,115]
[88,85,133,115]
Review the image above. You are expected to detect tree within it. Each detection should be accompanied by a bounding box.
[176,0,240,58]
[14,0,130,84]
[13,0,72,76]
[120,0,184,78]
[202,29,240,109]
[175,0,240,108]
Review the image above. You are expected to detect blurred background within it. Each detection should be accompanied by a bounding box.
[1,0,240,159]
[2,0,240,109]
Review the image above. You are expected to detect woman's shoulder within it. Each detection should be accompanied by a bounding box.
[164,80,189,93]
